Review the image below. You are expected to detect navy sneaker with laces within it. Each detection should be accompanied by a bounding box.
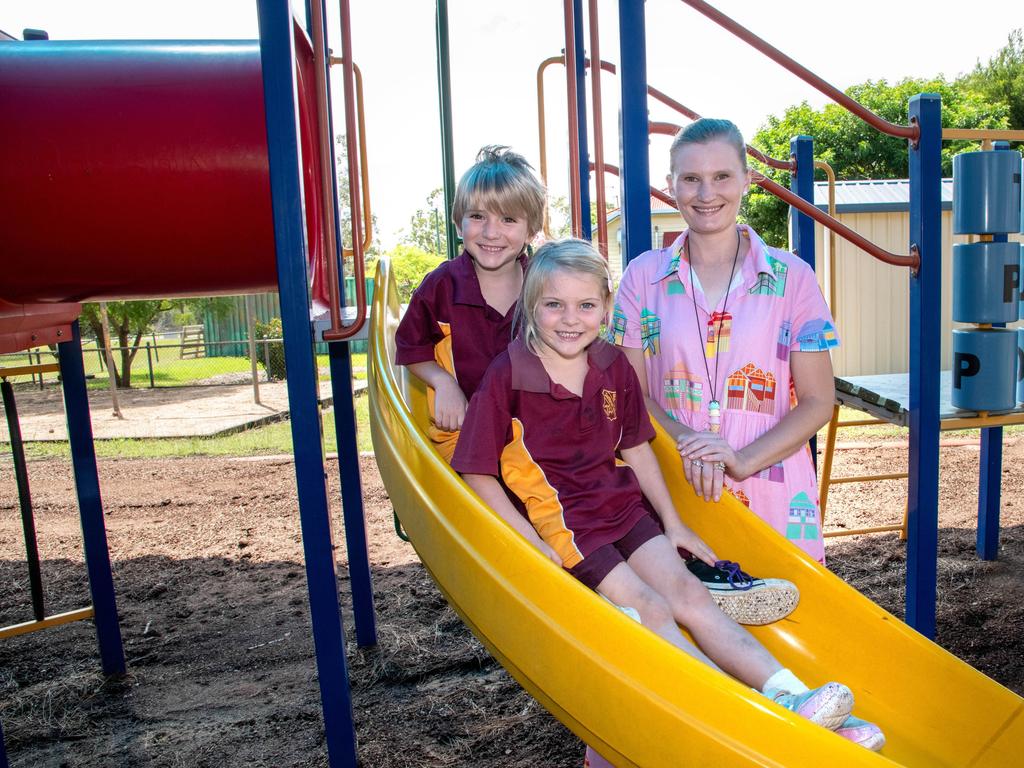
[683,555,800,625]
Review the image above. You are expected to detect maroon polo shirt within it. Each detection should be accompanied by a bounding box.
[395,250,524,402]
[452,337,657,569]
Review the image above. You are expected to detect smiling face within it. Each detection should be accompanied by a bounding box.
[668,138,751,237]
[533,269,607,362]
[457,206,532,274]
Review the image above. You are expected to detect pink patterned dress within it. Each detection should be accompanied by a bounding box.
[612,226,838,562]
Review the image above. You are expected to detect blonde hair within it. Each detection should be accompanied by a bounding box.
[515,238,612,355]
[669,118,747,173]
[452,145,547,236]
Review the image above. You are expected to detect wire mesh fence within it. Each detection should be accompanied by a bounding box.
[0,337,302,392]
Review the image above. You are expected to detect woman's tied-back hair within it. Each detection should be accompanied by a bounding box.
[515,238,612,355]
[669,118,747,172]
[452,145,547,237]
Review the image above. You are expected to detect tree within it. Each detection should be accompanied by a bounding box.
[386,244,444,303]
[745,77,1010,246]
[547,195,611,239]
[962,29,1024,130]
[400,188,449,258]
[81,297,232,388]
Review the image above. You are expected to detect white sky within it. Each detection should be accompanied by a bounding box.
[2,1,1018,248]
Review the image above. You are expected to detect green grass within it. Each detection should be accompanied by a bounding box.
[22,393,373,460]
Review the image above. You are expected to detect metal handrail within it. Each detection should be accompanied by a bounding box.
[329,57,373,256]
[536,55,564,238]
[677,0,918,143]
[317,0,366,341]
[815,160,838,316]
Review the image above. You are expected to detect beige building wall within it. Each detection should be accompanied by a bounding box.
[813,212,1022,377]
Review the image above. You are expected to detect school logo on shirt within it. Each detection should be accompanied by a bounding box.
[602,389,617,420]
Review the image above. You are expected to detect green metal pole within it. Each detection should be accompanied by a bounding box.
[435,0,459,260]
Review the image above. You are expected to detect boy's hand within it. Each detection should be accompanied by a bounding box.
[433,378,468,431]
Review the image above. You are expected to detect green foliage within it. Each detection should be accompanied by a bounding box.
[547,195,608,239]
[81,297,236,388]
[387,244,444,303]
[962,29,1024,129]
[400,187,449,258]
[746,77,1011,247]
[253,317,286,381]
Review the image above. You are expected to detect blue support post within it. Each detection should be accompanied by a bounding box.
[255,1,358,765]
[57,321,125,675]
[906,94,943,638]
[328,342,378,647]
[618,0,651,266]
[976,139,1014,560]
[0,717,7,768]
[572,0,592,240]
[790,135,818,466]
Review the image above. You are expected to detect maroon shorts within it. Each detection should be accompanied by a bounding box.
[567,515,663,590]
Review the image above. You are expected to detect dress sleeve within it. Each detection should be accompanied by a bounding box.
[394,280,442,365]
[617,358,657,449]
[788,258,840,353]
[450,361,512,476]
[611,259,644,349]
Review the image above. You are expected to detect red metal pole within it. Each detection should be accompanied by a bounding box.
[677,0,918,142]
[587,0,608,257]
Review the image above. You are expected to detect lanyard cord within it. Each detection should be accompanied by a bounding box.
[686,227,742,408]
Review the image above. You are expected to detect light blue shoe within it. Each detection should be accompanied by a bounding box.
[836,715,885,751]
[765,682,853,731]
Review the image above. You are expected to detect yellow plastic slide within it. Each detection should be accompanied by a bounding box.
[368,259,1023,767]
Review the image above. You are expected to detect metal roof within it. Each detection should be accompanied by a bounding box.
[813,178,954,213]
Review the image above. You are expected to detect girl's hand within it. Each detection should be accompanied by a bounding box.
[663,522,717,566]
[433,379,468,431]
[677,431,745,502]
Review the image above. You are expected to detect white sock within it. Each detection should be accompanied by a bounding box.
[761,668,810,695]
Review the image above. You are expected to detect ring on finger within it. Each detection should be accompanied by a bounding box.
[713,461,725,472]
[692,459,704,469]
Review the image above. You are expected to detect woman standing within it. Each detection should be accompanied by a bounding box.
[612,118,838,563]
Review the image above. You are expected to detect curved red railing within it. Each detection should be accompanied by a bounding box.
[677,0,918,143]
[314,0,366,341]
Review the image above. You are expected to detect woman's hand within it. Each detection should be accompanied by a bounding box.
[432,378,468,431]
[677,430,748,502]
[663,521,717,566]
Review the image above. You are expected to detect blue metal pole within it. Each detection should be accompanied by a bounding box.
[572,0,592,240]
[57,320,125,675]
[328,342,378,647]
[790,135,818,466]
[255,1,358,765]
[0,717,8,768]
[436,0,459,260]
[618,0,651,266]
[976,141,1013,560]
[906,93,942,638]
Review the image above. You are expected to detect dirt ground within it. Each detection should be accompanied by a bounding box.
[1,439,1022,767]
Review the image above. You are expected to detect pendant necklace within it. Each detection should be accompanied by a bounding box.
[687,228,741,434]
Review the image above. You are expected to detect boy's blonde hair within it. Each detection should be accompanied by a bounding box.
[452,145,547,236]
[669,117,747,174]
[515,238,612,355]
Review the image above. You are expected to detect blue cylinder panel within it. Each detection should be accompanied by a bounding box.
[1018,328,1024,404]
[952,150,1022,235]
[1020,244,1024,320]
[951,328,1017,411]
[952,242,1020,323]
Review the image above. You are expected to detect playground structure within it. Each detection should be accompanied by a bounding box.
[2,1,1024,767]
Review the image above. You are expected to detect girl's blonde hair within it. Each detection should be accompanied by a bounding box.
[515,238,612,355]
[452,145,547,236]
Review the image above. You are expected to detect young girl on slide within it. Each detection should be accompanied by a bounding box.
[451,239,885,757]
